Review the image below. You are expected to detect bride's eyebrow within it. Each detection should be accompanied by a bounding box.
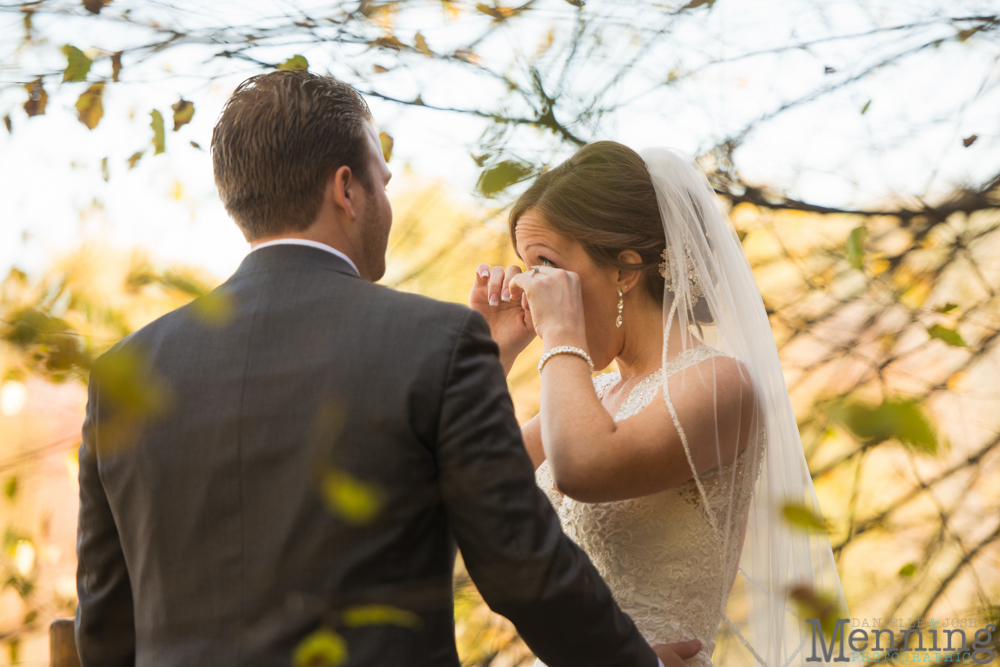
[524,243,557,254]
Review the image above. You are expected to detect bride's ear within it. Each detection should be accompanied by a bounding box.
[615,250,644,293]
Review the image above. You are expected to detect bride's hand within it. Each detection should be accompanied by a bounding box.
[470,264,536,374]
[508,265,587,348]
[653,639,702,667]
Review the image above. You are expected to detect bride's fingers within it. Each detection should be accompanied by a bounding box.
[487,265,506,305]
[474,263,490,286]
[500,265,522,302]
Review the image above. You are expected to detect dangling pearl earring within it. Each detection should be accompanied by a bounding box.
[616,288,624,328]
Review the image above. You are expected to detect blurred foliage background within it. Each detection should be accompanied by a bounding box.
[1,0,999,665]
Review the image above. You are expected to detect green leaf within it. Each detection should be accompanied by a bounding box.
[171,98,194,131]
[927,324,966,348]
[23,78,47,117]
[477,160,532,197]
[320,469,383,524]
[934,302,959,314]
[62,45,92,82]
[343,604,422,629]
[4,477,17,501]
[789,585,843,638]
[150,110,165,154]
[278,55,308,71]
[293,628,347,667]
[899,563,917,577]
[845,226,865,270]
[379,132,393,162]
[861,100,871,115]
[826,398,938,454]
[781,502,829,533]
[75,83,104,130]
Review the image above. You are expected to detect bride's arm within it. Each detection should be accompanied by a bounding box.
[521,413,545,470]
[539,346,757,503]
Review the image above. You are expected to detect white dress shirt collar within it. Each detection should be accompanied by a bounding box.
[250,239,360,277]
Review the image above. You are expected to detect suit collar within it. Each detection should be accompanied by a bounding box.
[233,243,365,280]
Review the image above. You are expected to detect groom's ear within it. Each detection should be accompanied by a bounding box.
[328,165,358,220]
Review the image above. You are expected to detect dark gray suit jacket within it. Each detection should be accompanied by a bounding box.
[75,244,657,667]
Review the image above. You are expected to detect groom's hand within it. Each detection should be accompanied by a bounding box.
[652,639,702,667]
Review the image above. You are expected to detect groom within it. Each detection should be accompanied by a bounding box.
[75,70,701,666]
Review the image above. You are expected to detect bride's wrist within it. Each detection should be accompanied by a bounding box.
[542,327,588,353]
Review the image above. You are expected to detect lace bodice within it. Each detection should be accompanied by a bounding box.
[533,345,766,667]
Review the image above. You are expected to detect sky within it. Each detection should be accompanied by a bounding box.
[1,0,998,282]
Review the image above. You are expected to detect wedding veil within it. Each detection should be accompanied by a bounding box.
[640,147,849,667]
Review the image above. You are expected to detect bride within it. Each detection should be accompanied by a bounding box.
[470,142,848,667]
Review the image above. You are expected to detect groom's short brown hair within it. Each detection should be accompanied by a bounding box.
[212,70,373,241]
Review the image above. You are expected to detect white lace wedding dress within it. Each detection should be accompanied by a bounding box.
[533,345,766,667]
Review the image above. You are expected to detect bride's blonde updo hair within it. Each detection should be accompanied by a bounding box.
[509,141,713,324]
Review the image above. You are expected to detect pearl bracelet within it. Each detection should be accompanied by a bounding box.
[537,346,595,375]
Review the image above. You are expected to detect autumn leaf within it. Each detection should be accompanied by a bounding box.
[101,157,109,182]
[414,32,432,56]
[681,0,714,9]
[277,54,308,71]
[111,51,122,82]
[934,302,959,313]
[320,469,383,524]
[293,629,347,667]
[62,45,92,82]
[3,115,10,134]
[150,110,165,154]
[861,99,871,114]
[83,0,112,15]
[899,563,917,577]
[926,324,966,348]
[475,2,531,21]
[845,226,865,270]
[454,48,480,64]
[826,397,938,454]
[477,160,532,197]
[789,585,843,638]
[127,151,144,170]
[171,98,194,131]
[23,78,47,117]
[342,604,422,629]
[781,502,829,533]
[564,0,584,6]
[963,135,978,148]
[75,84,104,130]
[371,35,404,50]
[373,64,390,73]
[379,132,393,162]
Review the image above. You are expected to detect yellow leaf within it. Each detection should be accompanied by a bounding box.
[414,32,432,56]
[127,151,144,170]
[343,604,422,629]
[278,55,308,71]
[151,109,165,154]
[379,132,393,162]
[781,502,829,533]
[320,469,383,524]
[75,83,104,130]
[293,628,347,667]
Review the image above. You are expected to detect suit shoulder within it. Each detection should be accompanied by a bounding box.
[367,283,480,329]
